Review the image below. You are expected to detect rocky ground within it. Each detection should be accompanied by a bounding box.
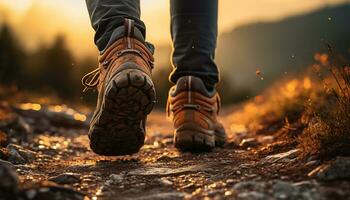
[0,101,350,200]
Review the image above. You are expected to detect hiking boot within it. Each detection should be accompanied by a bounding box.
[167,76,226,151]
[82,19,156,156]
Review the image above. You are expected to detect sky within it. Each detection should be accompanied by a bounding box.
[0,0,349,58]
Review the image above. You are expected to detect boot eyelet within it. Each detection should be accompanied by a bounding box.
[101,60,110,69]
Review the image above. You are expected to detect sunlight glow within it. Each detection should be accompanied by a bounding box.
[303,77,312,90]
[1,0,32,12]
[285,79,299,98]
[19,103,42,111]
[0,0,349,58]
[74,113,87,122]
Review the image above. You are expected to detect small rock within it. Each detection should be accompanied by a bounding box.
[308,157,350,181]
[260,136,274,143]
[128,164,207,176]
[159,178,173,186]
[233,181,266,192]
[225,190,233,196]
[22,184,86,200]
[238,163,252,169]
[109,174,124,184]
[182,182,194,189]
[7,146,26,165]
[237,191,267,200]
[0,159,14,168]
[25,189,37,199]
[272,180,299,199]
[305,160,319,166]
[17,116,33,134]
[292,180,317,188]
[7,144,37,162]
[135,192,186,200]
[48,173,81,184]
[240,138,260,148]
[260,149,300,164]
[0,160,19,199]
[232,180,323,200]
[226,179,235,184]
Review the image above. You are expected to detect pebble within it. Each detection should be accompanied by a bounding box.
[240,138,260,148]
[305,160,319,166]
[135,191,186,200]
[237,191,266,200]
[260,136,274,143]
[232,180,324,200]
[7,144,37,162]
[109,173,124,184]
[7,147,26,165]
[25,189,37,199]
[22,185,86,200]
[48,173,81,184]
[128,164,207,176]
[226,179,235,184]
[233,181,266,192]
[260,149,300,164]
[0,160,19,199]
[308,156,350,181]
[159,178,173,186]
[292,180,316,188]
[225,190,233,196]
[0,159,14,168]
[272,180,299,199]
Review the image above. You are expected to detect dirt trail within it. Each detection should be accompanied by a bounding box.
[0,103,350,200]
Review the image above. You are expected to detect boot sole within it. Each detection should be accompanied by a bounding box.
[174,124,215,152]
[215,131,226,147]
[89,69,156,156]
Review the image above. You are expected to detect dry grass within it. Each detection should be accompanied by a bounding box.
[227,47,350,160]
[298,48,350,159]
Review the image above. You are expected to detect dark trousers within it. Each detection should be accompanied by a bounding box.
[86,0,218,90]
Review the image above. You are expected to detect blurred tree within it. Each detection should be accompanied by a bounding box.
[22,43,48,89]
[0,23,25,85]
[39,35,76,98]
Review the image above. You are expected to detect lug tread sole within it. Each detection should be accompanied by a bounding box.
[89,69,155,156]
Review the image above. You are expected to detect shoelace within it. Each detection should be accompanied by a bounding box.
[81,67,100,92]
[82,19,152,93]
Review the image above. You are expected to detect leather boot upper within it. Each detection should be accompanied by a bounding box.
[82,19,154,93]
[167,76,224,133]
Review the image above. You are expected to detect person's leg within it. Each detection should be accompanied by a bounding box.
[167,0,226,151]
[85,0,153,53]
[83,1,156,156]
[169,0,218,91]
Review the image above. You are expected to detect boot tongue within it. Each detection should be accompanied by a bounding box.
[172,76,216,98]
[102,21,146,54]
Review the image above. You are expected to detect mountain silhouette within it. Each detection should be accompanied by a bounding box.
[216,4,350,93]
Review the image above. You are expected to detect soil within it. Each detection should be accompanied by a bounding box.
[0,102,349,200]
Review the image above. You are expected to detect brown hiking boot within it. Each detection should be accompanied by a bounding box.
[167,76,226,151]
[82,19,156,156]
